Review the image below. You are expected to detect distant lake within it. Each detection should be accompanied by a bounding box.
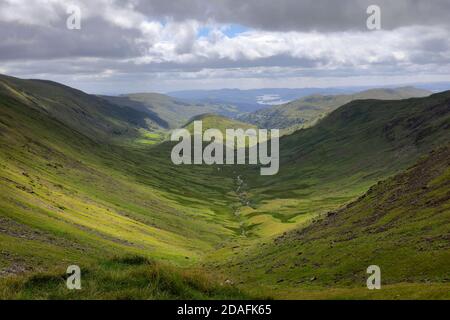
[256,94,291,105]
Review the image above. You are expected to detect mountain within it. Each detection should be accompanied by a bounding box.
[101,93,239,129]
[415,82,450,93]
[238,87,431,132]
[213,145,450,299]
[0,75,166,141]
[168,88,355,113]
[0,74,449,299]
[0,74,253,298]
[236,91,449,233]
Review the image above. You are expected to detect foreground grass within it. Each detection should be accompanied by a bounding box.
[243,283,450,300]
[0,256,257,300]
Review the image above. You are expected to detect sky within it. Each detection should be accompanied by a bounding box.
[1,0,450,94]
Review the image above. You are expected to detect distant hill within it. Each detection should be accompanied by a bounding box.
[168,88,355,113]
[183,114,256,134]
[102,93,239,129]
[238,87,431,132]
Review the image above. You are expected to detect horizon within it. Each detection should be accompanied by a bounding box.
[2,72,450,96]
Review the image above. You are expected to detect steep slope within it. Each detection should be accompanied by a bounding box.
[213,145,450,299]
[102,93,239,129]
[231,91,450,238]
[0,77,246,278]
[239,87,431,132]
[0,75,165,141]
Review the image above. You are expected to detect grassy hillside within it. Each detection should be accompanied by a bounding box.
[102,93,239,129]
[0,256,255,299]
[0,75,166,142]
[230,92,450,238]
[0,76,250,290]
[209,145,450,299]
[239,87,431,133]
[0,74,448,299]
[183,114,256,133]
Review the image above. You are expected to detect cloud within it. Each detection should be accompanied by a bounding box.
[134,0,450,31]
[0,0,449,92]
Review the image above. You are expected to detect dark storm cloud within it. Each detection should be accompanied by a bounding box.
[0,18,143,61]
[1,0,449,62]
[135,0,450,31]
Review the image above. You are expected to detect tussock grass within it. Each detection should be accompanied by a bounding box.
[0,256,257,300]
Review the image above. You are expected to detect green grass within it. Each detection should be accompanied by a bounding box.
[206,146,450,299]
[184,114,256,132]
[239,87,430,133]
[0,256,256,300]
[244,283,450,300]
[0,82,242,268]
[102,93,239,129]
[0,74,449,299]
[234,92,450,238]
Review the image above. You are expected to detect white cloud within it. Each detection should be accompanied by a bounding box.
[128,25,450,69]
[0,0,449,92]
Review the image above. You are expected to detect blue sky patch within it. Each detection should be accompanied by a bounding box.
[197,24,249,38]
